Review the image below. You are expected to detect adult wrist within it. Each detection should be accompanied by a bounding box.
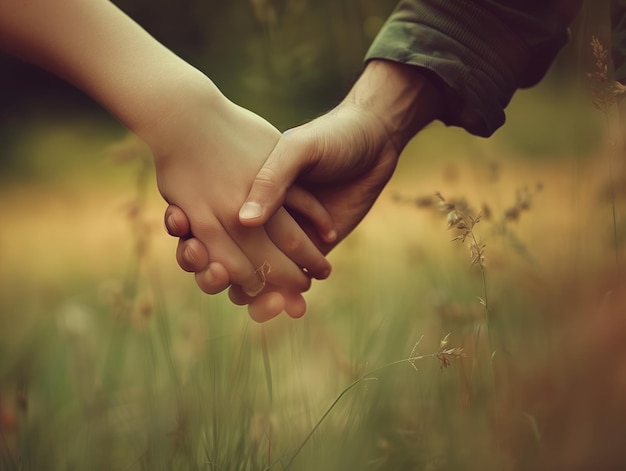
[344,59,444,152]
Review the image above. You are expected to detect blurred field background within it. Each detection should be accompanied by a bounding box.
[2,0,626,470]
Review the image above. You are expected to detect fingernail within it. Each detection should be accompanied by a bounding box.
[326,229,337,242]
[239,202,263,220]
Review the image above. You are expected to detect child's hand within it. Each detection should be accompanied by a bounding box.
[150,88,332,320]
[0,0,332,321]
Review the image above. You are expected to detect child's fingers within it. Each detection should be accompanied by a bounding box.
[264,207,332,280]
[230,285,307,321]
[192,218,270,296]
[282,291,307,318]
[228,284,253,305]
[285,185,337,245]
[176,229,267,296]
[179,207,330,284]
[164,204,191,237]
[176,227,264,296]
[175,211,313,297]
[229,224,313,293]
[247,291,285,323]
[176,238,209,272]
[191,217,313,296]
[194,262,230,295]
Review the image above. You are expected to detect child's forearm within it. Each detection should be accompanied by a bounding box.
[0,0,334,316]
[0,0,217,149]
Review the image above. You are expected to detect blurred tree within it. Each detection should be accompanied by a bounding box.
[0,0,602,176]
[0,0,400,174]
[0,0,396,117]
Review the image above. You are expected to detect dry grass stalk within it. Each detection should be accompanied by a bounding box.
[587,35,626,113]
[436,333,467,372]
[436,192,499,418]
[284,335,465,469]
[408,333,466,372]
[587,35,624,272]
[436,192,486,269]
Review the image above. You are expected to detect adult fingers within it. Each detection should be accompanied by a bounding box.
[264,207,332,280]
[170,207,312,296]
[229,224,313,294]
[284,185,337,245]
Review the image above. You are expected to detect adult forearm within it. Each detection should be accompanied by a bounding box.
[0,0,217,148]
[344,59,444,153]
[365,0,583,136]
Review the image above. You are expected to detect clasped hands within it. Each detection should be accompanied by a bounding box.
[158,98,399,323]
[154,60,439,322]
[0,0,439,323]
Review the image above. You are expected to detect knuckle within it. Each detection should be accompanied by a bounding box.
[283,235,305,256]
[254,167,283,193]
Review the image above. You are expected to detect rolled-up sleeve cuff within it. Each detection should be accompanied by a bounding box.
[365,0,570,137]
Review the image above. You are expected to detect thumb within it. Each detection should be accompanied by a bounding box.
[239,129,312,227]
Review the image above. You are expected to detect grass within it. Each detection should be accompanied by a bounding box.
[2,68,626,470]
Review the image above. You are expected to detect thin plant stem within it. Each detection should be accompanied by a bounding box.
[273,348,463,471]
[470,227,499,422]
[436,193,499,423]
[0,429,17,471]
[260,326,274,468]
[605,113,621,273]
[588,35,624,274]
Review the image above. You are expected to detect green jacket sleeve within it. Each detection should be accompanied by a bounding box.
[365,0,582,137]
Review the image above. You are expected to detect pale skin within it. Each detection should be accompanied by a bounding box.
[0,0,335,319]
[166,59,445,313]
